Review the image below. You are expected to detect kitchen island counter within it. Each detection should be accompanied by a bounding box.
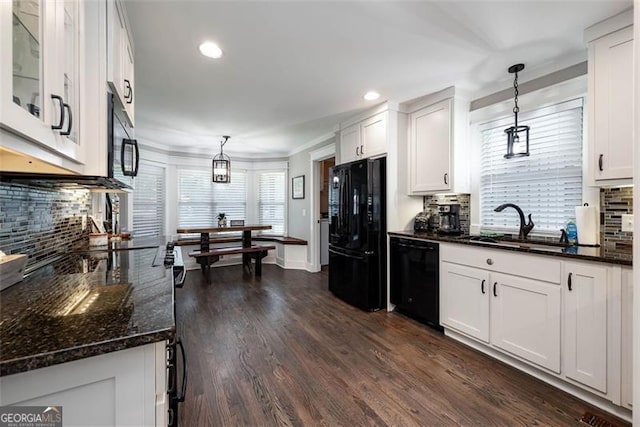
[0,247,175,376]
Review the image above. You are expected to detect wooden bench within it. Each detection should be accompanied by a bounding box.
[188,244,276,282]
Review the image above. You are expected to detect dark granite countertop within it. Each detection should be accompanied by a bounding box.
[388,231,633,266]
[0,247,175,376]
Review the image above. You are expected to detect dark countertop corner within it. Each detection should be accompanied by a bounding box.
[0,246,176,377]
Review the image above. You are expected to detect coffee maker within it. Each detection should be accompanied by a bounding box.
[438,204,462,235]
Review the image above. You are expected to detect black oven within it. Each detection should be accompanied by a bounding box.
[108,93,139,186]
[154,243,187,427]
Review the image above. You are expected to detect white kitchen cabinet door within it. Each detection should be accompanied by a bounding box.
[409,99,451,193]
[0,342,165,427]
[440,262,490,343]
[339,123,360,164]
[0,0,82,162]
[360,112,386,159]
[107,0,134,127]
[589,26,634,182]
[562,261,609,393]
[621,267,633,409]
[490,272,561,373]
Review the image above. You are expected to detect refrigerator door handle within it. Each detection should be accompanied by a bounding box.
[329,247,366,261]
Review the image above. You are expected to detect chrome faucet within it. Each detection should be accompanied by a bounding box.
[494,203,535,240]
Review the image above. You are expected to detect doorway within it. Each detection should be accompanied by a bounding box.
[318,157,335,266]
[309,142,336,272]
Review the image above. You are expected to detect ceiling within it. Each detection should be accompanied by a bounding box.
[125,0,631,158]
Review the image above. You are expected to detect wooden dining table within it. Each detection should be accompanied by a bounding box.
[176,225,274,281]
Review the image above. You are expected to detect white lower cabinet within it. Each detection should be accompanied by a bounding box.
[440,262,489,343]
[440,243,631,418]
[0,342,168,427]
[563,261,609,393]
[621,267,633,409]
[491,272,561,373]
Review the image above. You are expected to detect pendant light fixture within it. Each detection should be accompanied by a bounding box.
[212,135,231,183]
[504,63,530,159]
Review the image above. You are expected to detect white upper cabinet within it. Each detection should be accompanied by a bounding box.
[0,0,83,164]
[107,0,134,127]
[360,112,386,159]
[586,14,633,184]
[338,111,386,164]
[339,123,360,164]
[406,88,469,194]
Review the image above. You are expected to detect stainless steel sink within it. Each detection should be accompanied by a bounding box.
[461,236,568,253]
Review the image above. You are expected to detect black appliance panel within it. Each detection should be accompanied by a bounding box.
[108,94,139,185]
[328,158,386,311]
[328,246,383,311]
[390,237,442,331]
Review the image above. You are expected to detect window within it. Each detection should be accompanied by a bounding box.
[133,162,165,238]
[177,167,247,228]
[479,98,583,234]
[258,171,286,235]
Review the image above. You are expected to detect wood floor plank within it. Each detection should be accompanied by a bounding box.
[176,265,629,427]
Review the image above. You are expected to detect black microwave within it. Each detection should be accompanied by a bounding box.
[108,94,139,183]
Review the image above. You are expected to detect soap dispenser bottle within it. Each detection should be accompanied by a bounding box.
[566,218,578,245]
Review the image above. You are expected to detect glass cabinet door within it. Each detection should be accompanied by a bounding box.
[62,0,78,143]
[12,0,42,120]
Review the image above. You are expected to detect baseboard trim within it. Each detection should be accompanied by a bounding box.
[444,329,632,423]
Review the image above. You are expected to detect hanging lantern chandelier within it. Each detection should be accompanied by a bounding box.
[504,63,530,159]
[212,135,231,183]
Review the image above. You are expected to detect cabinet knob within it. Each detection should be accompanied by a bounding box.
[408,297,413,303]
[486,258,493,265]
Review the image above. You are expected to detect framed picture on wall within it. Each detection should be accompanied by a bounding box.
[292,175,305,199]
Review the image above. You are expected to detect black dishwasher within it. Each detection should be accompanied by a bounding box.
[390,237,442,331]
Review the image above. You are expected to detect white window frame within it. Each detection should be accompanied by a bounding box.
[468,75,599,237]
[132,160,166,238]
[174,160,289,236]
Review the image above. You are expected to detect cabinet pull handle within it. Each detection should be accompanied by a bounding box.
[360,144,364,155]
[60,103,72,136]
[493,282,498,297]
[127,82,133,105]
[598,154,603,171]
[50,95,65,130]
[444,173,448,185]
[568,272,572,291]
[356,146,360,156]
[124,79,132,100]
[481,279,486,294]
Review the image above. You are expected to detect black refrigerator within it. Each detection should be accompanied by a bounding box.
[328,158,386,311]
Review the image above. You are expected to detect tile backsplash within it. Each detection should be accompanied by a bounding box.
[600,187,632,258]
[422,193,471,235]
[0,182,91,270]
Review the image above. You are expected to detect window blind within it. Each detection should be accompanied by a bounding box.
[258,171,286,235]
[177,167,247,228]
[133,162,165,238]
[479,98,583,234]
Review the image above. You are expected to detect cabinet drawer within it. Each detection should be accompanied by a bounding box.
[440,243,561,284]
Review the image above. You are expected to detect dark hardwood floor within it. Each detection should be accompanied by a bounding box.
[176,265,629,426]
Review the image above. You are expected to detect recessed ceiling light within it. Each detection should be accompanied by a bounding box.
[363,91,380,101]
[199,41,223,59]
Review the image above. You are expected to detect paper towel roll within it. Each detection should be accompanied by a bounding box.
[575,205,598,246]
